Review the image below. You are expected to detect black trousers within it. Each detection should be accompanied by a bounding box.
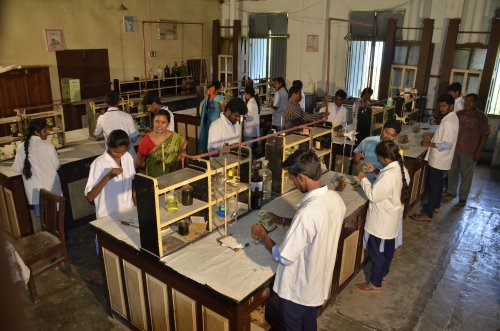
[279,297,317,331]
[423,166,445,218]
[367,234,395,287]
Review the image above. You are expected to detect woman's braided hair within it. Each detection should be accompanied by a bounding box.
[23,119,48,179]
[375,140,409,203]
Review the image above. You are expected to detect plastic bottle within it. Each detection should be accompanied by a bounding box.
[261,160,272,200]
[148,67,154,80]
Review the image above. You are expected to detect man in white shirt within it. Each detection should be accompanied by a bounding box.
[318,89,348,131]
[94,91,139,159]
[251,149,345,330]
[142,91,175,131]
[207,98,248,152]
[292,80,306,112]
[447,82,464,112]
[410,94,459,222]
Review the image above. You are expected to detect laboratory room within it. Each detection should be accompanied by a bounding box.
[0,0,499,330]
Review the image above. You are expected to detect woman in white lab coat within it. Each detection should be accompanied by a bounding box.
[12,119,62,218]
[355,140,409,292]
[243,86,260,158]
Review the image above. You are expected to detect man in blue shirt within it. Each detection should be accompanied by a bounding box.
[352,119,402,182]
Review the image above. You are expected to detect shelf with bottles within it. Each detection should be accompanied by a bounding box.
[265,134,310,195]
[209,146,252,210]
[310,126,333,139]
[211,200,248,228]
[114,74,195,100]
[135,159,212,258]
[208,149,252,175]
[218,78,272,104]
[212,182,250,205]
[0,115,24,157]
[135,147,252,258]
[17,104,66,149]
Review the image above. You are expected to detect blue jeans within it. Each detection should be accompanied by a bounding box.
[279,297,317,331]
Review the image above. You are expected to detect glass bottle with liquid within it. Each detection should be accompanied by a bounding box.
[261,160,272,200]
[250,162,263,210]
[181,184,193,206]
[165,192,179,213]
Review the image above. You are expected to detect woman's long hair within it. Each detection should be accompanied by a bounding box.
[375,140,409,203]
[23,119,48,179]
[206,81,222,103]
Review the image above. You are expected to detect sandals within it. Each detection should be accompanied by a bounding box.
[355,282,382,293]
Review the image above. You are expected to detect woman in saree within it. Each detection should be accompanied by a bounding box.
[198,81,224,152]
[136,109,188,177]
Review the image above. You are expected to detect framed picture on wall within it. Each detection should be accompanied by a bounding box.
[306,35,319,52]
[123,16,138,33]
[158,21,177,40]
[45,29,64,51]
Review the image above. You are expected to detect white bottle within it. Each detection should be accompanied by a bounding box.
[148,68,154,80]
[157,66,163,79]
[261,160,272,200]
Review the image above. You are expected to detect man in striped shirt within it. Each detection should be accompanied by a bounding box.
[284,85,328,129]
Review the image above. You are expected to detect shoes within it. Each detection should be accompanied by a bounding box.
[410,213,432,222]
[456,200,466,207]
[441,192,456,202]
[442,191,455,198]
[355,282,382,293]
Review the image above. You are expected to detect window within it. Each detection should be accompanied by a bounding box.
[248,14,288,80]
[346,40,384,99]
[486,46,500,115]
[451,46,487,95]
[249,38,268,80]
[346,10,404,99]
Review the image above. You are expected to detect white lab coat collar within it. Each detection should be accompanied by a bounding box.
[379,160,400,174]
[296,185,328,209]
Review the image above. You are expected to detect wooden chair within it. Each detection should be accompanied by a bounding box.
[12,189,73,303]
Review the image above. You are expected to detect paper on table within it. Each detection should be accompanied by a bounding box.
[219,235,249,249]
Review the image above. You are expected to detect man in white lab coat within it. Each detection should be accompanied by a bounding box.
[411,94,459,222]
[251,149,345,331]
[94,91,139,159]
[207,98,248,152]
[447,82,464,112]
[318,89,348,132]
